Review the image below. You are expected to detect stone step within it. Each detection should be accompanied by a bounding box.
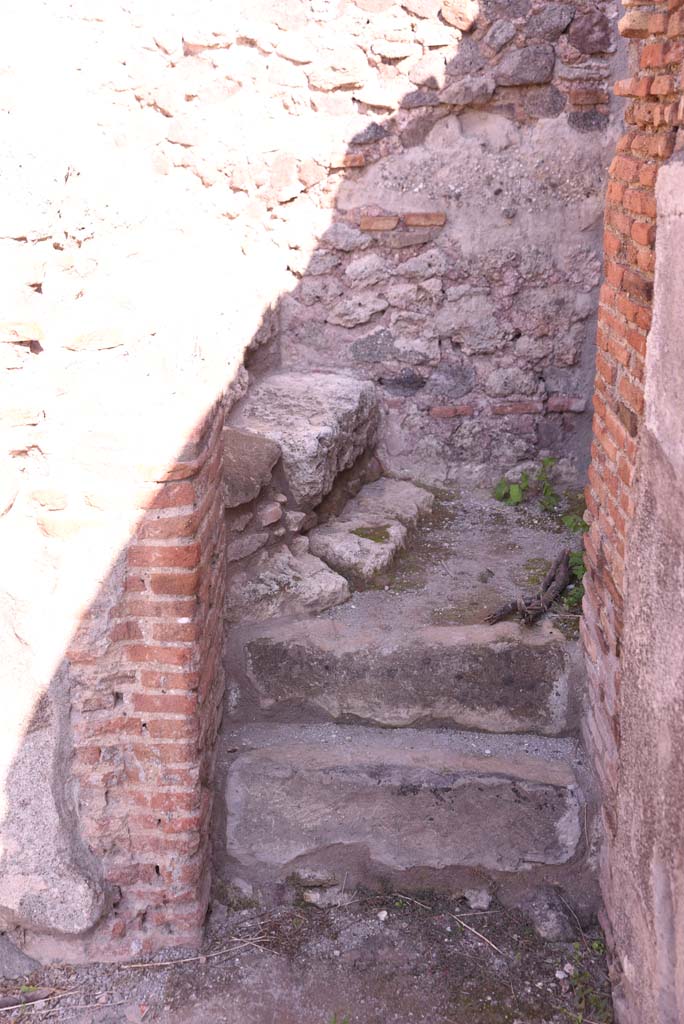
[222,724,586,892]
[343,477,434,528]
[228,372,379,511]
[307,478,434,580]
[236,619,580,735]
[225,541,350,624]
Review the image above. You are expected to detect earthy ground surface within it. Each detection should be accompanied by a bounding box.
[320,483,587,638]
[0,891,613,1024]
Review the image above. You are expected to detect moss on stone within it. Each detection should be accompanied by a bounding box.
[351,524,391,544]
[516,556,552,588]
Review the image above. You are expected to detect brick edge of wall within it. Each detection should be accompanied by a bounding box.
[582,0,683,990]
[67,397,226,958]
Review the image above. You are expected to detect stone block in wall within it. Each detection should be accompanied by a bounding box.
[527,5,575,42]
[494,44,556,87]
[223,428,282,509]
[441,0,479,32]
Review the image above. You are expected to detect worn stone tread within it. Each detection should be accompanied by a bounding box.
[308,513,408,581]
[307,477,433,581]
[223,724,583,881]
[344,477,434,527]
[239,619,579,734]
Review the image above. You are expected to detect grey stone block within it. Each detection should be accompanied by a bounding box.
[308,514,407,581]
[223,427,281,509]
[229,373,379,510]
[344,478,434,527]
[0,727,105,938]
[225,543,350,622]
[495,45,555,87]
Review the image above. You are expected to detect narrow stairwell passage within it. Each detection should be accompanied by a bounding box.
[216,372,599,930]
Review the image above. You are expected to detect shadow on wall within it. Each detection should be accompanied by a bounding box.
[0,0,619,963]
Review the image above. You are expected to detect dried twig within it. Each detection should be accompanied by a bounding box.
[448,913,507,958]
[485,549,570,626]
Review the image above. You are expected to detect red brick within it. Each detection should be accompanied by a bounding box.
[131,743,198,765]
[123,644,194,668]
[608,338,632,370]
[145,718,199,740]
[152,621,199,643]
[547,396,587,413]
[140,482,196,510]
[109,620,144,642]
[622,268,654,302]
[604,230,622,257]
[132,693,197,714]
[623,188,658,217]
[128,543,200,569]
[596,353,617,386]
[359,215,399,231]
[112,597,197,620]
[137,510,202,540]
[640,41,668,67]
[429,404,475,418]
[150,571,200,596]
[148,791,201,813]
[651,74,677,95]
[491,401,544,415]
[140,669,199,691]
[614,77,653,99]
[631,220,656,245]
[618,374,645,414]
[404,212,447,227]
[604,261,625,288]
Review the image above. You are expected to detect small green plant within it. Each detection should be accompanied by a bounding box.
[562,550,587,610]
[562,491,589,534]
[328,1015,351,1024]
[562,512,588,533]
[536,457,560,512]
[566,940,614,1023]
[493,471,529,506]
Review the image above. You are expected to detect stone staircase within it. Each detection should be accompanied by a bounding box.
[218,370,595,915]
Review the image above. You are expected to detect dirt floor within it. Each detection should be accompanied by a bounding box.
[0,891,613,1024]
[317,483,587,641]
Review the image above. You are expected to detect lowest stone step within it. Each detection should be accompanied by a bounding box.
[234,619,580,735]
[222,724,587,895]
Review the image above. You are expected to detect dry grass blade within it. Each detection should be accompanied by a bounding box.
[0,989,75,1013]
[448,913,507,958]
[29,998,131,1019]
[391,893,432,910]
[556,893,588,950]
[120,933,272,970]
